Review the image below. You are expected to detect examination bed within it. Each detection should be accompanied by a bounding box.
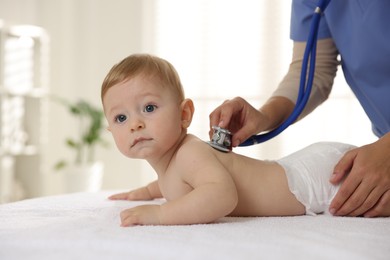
[0,191,389,259]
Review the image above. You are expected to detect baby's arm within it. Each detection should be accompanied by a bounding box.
[120,142,238,226]
[109,180,162,201]
[160,180,238,225]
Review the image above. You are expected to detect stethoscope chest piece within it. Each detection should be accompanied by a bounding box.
[208,126,232,152]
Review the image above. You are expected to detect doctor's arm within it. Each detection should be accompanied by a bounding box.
[209,39,338,147]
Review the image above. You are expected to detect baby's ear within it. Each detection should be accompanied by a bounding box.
[180,99,195,128]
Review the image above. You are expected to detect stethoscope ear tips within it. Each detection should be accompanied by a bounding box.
[207,126,232,152]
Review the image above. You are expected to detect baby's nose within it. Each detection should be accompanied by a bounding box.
[130,118,145,132]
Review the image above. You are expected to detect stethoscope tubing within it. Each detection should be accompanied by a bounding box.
[239,0,330,146]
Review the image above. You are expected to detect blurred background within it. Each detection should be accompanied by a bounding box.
[0,0,376,203]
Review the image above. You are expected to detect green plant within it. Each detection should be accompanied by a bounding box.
[55,98,107,170]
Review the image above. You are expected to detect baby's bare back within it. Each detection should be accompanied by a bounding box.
[212,150,305,216]
[160,135,305,218]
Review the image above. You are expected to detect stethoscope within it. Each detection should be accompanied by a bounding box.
[209,0,331,152]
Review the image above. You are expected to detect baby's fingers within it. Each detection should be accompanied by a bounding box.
[120,205,162,226]
[120,210,141,227]
[108,192,132,200]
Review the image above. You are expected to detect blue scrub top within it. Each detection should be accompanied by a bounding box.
[291,0,390,137]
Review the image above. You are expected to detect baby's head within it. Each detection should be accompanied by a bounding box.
[101,54,194,160]
[101,54,185,106]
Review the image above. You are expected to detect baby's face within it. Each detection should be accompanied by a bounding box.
[103,76,184,160]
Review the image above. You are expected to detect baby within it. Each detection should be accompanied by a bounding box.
[101,54,355,226]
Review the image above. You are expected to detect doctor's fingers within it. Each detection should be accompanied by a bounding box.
[209,99,233,130]
[364,190,390,217]
[329,168,362,215]
[331,179,369,216]
[345,185,384,217]
[332,174,388,216]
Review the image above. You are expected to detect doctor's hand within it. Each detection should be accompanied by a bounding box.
[209,96,295,147]
[209,97,266,147]
[329,133,390,217]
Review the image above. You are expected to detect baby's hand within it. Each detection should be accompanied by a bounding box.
[108,187,154,201]
[120,205,162,226]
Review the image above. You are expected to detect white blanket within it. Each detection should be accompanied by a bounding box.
[1,191,389,260]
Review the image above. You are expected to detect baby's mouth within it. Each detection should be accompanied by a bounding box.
[131,137,152,148]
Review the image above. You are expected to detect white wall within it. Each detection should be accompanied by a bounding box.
[0,0,156,195]
[0,0,377,197]
[38,0,157,193]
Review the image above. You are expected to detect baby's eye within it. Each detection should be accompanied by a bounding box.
[115,114,127,123]
[144,104,157,113]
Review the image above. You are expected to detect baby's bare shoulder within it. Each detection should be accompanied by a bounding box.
[178,134,211,154]
[174,135,220,169]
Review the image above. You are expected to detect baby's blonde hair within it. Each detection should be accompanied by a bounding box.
[101,54,185,104]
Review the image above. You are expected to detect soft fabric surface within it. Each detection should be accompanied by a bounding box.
[0,191,389,260]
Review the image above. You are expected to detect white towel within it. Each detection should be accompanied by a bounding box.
[1,191,389,260]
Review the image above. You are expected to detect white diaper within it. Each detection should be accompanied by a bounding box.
[277,142,356,216]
